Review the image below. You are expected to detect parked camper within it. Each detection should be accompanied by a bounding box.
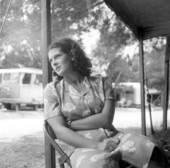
[0,68,43,110]
[113,82,161,107]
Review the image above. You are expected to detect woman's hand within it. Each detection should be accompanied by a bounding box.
[97,138,120,152]
[67,120,72,128]
[97,138,121,160]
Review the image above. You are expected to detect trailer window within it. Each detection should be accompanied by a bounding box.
[4,73,10,81]
[11,73,19,83]
[34,74,42,85]
[22,73,31,84]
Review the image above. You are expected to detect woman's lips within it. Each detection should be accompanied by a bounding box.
[56,66,61,72]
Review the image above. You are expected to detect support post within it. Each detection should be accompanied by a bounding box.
[163,36,170,130]
[139,33,146,135]
[41,0,52,87]
[41,0,53,168]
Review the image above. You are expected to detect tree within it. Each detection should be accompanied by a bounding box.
[0,0,167,91]
[90,6,136,81]
[0,0,41,68]
[144,38,166,90]
[0,0,102,68]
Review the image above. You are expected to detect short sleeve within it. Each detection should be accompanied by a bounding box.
[43,83,62,120]
[103,77,115,101]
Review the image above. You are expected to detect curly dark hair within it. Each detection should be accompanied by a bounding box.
[49,38,92,78]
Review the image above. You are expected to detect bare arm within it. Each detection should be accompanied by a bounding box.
[44,83,100,148]
[70,99,115,131]
[44,78,116,149]
[47,115,100,148]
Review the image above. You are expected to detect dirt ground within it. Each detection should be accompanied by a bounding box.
[0,110,45,168]
[0,133,45,168]
[0,108,170,168]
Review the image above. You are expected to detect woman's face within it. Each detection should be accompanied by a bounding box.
[48,47,74,77]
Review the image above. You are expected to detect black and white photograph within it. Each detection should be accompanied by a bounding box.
[0,0,170,168]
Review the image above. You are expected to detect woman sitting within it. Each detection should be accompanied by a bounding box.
[44,38,169,168]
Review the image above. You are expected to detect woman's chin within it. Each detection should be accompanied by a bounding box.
[57,71,64,77]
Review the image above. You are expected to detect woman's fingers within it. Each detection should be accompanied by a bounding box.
[97,138,120,152]
[104,138,120,152]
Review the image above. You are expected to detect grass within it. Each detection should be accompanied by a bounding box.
[0,132,45,168]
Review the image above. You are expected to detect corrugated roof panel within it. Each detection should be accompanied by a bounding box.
[104,0,170,39]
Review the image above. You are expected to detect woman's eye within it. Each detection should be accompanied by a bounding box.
[49,53,62,63]
[54,54,61,59]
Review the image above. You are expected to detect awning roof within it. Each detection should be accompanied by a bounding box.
[104,0,170,40]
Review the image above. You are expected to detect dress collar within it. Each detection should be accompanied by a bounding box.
[63,76,91,97]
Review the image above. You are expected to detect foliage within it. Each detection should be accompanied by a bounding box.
[0,0,41,68]
[0,0,101,68]
[0,0,167,90]
[144,38,166,90]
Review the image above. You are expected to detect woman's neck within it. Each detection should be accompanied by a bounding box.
[64,72,84,86]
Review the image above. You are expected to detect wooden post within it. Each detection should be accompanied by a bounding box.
[139,33,146,135]
[41,0,54,168]
[163,36,170,130]
[41,0,52,87]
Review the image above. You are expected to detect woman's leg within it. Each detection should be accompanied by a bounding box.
[110,132,156,167]
[70,148,120,168]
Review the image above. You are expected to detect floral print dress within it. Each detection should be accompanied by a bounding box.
[44,75,157,168]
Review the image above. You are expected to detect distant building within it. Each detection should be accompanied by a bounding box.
[113,82,161,107]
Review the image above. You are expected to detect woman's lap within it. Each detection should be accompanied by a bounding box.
[116,132,156,167]
[69,132,157,168]
[70,148,119,168]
